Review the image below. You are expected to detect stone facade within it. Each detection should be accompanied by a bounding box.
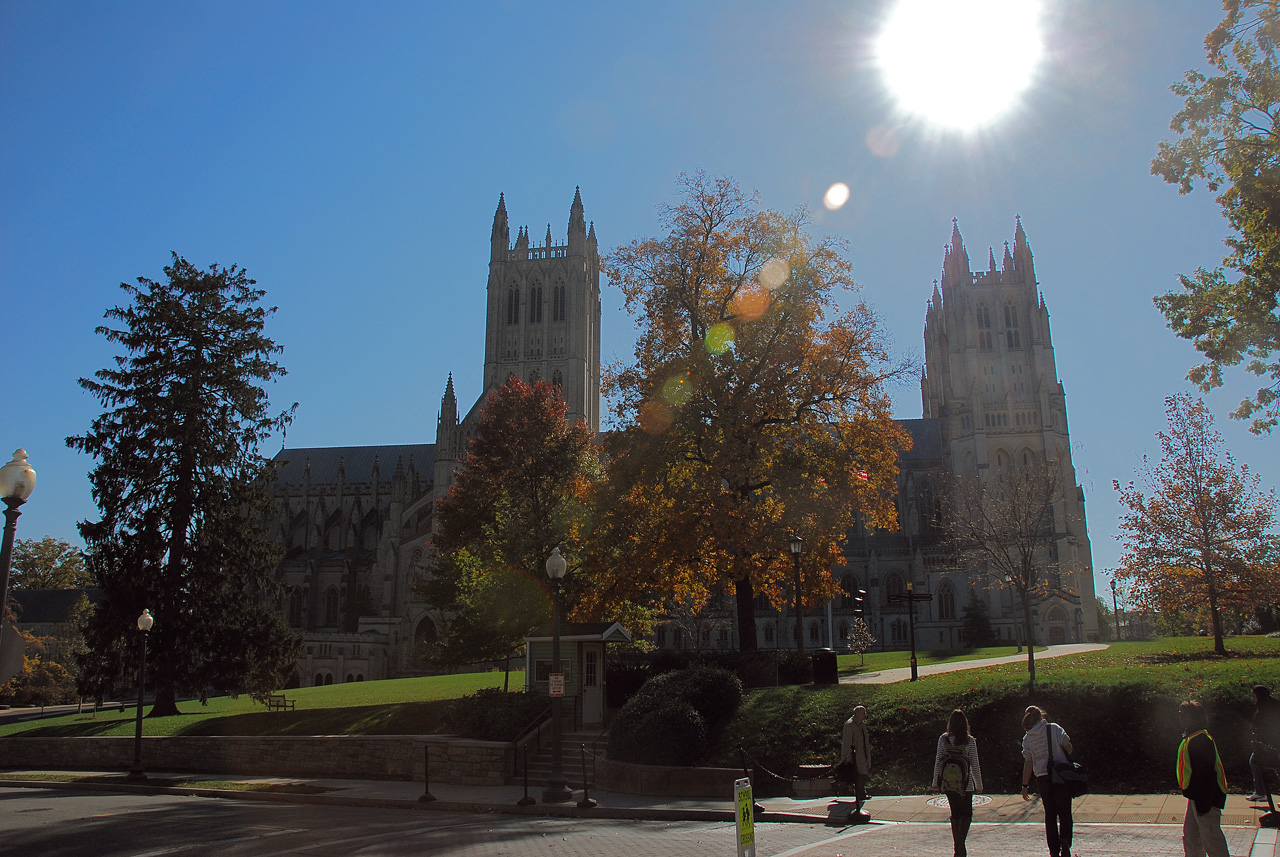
[267,208,1099,684]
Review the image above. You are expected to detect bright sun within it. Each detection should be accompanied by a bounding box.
[875,0,1044,131]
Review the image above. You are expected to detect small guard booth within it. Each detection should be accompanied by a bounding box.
[524,622,631,726]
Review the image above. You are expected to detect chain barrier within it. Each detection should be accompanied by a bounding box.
[737,746,835,784]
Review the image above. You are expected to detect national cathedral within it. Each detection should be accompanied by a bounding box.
[267,190,1099,686]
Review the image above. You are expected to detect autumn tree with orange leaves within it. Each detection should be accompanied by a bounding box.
[585,173,910,650]
[431,377,599,666]
[1114,394,1279,655]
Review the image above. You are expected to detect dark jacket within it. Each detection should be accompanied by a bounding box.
[1177,731,1227,815]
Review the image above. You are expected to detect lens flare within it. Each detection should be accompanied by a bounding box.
[865,124,901,158]
[640,399,674,434]
[731,284,770,321]
[760,258,790,290]
[705,322,735,355]
[823,182,851,211]
[661,372,693,406]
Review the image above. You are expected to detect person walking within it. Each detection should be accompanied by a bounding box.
[1178,700,1229,857]
[839,704,871,810]
[1246,685,1280,803]
[1020,705,1075,857]
[933,708,983,857]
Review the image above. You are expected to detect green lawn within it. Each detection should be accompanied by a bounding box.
[0,670,524,739]
[720,636,1280,796]
[837,645,1046,674]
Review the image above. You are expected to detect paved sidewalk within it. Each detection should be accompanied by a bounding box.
[841,642,1109,684]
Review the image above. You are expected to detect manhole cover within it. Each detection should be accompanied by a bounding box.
[925,795,992,808]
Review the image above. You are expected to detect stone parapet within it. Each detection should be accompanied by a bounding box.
[0,735,512,785]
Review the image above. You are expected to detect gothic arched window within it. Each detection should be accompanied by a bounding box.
[1005,303,1021,348]
[288,588,303,627]
[977,304,993,350]
[938,581,957,620]
[552,369,563,389]
[553,282,566,322]
[323,587,340,626]
[886,572,904,602]
[809,622,821,643]
[530,282,543,323]
[506,285,519,325]
[764,622,775,643]
[891,618,908,644]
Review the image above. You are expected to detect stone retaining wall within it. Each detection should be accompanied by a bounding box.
[0,735,512,786]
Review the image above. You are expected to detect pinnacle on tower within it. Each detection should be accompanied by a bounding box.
[988,248,997,272]
[546,223,553,247]
[569,186,586,234]
[492,193,508,237]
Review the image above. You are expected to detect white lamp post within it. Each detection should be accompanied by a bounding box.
[0,449,37,620]
[542,547,572,803]
[128,608,154,781]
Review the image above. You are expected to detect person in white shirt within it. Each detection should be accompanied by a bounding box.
[1021,705,1075,857]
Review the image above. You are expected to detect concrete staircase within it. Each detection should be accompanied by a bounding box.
[508,726,607,790]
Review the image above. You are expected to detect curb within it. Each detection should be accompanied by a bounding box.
[0,779,834,824]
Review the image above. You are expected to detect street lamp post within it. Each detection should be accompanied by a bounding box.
[128,609,154,781]
[789,535,804,656]
[1110,579,1122,642]
[888,581,932,681]
[0,449,37,618]
[542,547,573,803]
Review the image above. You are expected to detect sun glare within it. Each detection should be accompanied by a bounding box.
[875,0,1044,130]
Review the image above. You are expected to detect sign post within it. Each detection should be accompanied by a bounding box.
[734,777,755,857]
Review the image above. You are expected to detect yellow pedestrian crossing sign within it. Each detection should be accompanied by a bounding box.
[734,777,755,857]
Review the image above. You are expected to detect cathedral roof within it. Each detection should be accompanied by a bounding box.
[896,418,942,460]
[272,444,436,485]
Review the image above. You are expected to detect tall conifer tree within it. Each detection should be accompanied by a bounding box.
[68,254,299,715]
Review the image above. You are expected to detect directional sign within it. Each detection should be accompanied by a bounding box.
[0,622,26,684]
[734,777,755,857]
[548,672,565,698]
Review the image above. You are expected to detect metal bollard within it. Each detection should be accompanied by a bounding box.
[576,743,596,809]
[418,744,436,803]
[517,743,536,806]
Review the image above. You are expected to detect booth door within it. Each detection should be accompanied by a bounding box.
[581,644,603,724]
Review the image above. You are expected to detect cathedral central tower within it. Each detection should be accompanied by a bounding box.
[482,188,601,432]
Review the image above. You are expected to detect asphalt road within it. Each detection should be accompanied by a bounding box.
[0,788,1260,856]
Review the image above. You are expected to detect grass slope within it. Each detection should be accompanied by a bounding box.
[0,671,524,739]
[719,637,1280,796]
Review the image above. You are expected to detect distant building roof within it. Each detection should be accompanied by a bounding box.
[271,444,436,485]
[526,622,633,644]
[10,589,102,624]
[896,418,943,461]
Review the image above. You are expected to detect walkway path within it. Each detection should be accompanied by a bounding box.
[840,642,1109,684]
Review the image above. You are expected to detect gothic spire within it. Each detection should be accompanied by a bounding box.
[491,193,508,239]
[569,186,586,234]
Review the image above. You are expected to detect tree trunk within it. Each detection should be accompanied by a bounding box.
[735,573,758,652]
[151,685,180,717]
[1021,588,1036,689]
[1205,570,1227,655]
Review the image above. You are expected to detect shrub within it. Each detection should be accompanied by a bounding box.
[607,665,742,765]
[609,696,708,765]
[777,652,812,685]
[446,688,548,741]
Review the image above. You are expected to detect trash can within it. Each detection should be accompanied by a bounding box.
[811,648,838,685]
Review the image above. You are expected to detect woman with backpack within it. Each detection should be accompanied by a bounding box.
[933,708,983,857]
[1021,705,1075,857]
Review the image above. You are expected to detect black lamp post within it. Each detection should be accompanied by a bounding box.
[789,535,804,656]
[542,547,573,803]
[1110,578,1122,642]
[127,608,154,781]
[0,449,37,621]
[888,581,932,681]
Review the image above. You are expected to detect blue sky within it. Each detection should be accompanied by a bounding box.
[1,1,1274,602]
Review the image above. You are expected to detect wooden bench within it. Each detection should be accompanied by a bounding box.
[266,692,295,712]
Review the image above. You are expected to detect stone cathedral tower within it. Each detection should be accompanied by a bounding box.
[922,218,1099,642]
[434,189,602,497]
